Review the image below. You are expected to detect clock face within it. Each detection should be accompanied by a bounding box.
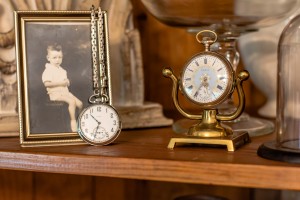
[77,104,121,145]
[181,53,233,106]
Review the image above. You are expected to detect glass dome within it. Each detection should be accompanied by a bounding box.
[141,0,298,29]
[277,14,300,151]
[258,14,300,163]
[251,15,300,164]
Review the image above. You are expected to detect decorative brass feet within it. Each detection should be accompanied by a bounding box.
[168,131,250,151]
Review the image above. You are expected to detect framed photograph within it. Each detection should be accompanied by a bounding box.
[15,10,110,146]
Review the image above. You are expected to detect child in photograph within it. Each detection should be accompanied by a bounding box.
[42,44,82,132]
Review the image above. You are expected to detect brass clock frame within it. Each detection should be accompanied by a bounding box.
[163,30,250,151]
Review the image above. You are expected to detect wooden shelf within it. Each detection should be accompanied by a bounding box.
[0,127,299,191]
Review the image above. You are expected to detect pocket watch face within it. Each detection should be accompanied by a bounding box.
[78,104,121,145]
[181,52,233,106]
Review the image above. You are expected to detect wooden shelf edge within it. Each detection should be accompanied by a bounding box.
[0,151,299,190]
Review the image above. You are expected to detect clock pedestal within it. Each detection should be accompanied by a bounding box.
[187,109,231,138]
[167,131,250,151]
[162,31,251,151]
[167,109,250,151]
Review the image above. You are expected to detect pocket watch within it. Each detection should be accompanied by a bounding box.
[78,104,121,145]
[163,30,250,151]
[181,51,234,107]
[77,6,122,146]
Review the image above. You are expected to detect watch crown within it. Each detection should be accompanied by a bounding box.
[196,30,218,51]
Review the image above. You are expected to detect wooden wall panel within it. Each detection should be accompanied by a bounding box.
[0,169,33,200]
[141,180,251,200]
[34,172,93,200]
[95,177,252,200]
[95,177,146,200]
[0,170,282,200]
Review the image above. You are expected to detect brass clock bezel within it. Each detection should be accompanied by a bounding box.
[180,51,234,108]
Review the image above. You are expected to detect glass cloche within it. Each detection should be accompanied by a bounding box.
[258,14,300,163]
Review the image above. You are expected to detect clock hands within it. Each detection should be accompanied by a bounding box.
[90,114,106,140]
[194,74,210,98]
[90,114,101,125]
[92,124,107,140]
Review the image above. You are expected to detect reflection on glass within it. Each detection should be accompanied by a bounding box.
[277,15,300,151]
[141,0,298,28]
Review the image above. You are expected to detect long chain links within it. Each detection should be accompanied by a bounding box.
[97,7,109,104]
[89,6,109,104]
[90,6,99,93]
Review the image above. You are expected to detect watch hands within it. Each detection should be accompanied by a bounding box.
[212,91,216,98]
[202,76,209,89]
[91,125,99,140]
[194,75,210,97]
[194,83,204,97]
[92,125,107,140]
[90,114,101,125]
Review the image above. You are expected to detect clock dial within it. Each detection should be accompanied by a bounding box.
[77,104,121,145]
[182,53,233,105]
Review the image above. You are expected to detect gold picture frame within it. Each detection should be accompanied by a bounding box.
[15,10,110,147]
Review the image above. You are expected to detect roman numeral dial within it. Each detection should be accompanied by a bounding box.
[181,53,233,105]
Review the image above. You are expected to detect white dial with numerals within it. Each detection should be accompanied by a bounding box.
[181,53,233,106]
[77,104,121,146]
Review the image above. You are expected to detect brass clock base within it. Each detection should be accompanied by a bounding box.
[167,131,250,151]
